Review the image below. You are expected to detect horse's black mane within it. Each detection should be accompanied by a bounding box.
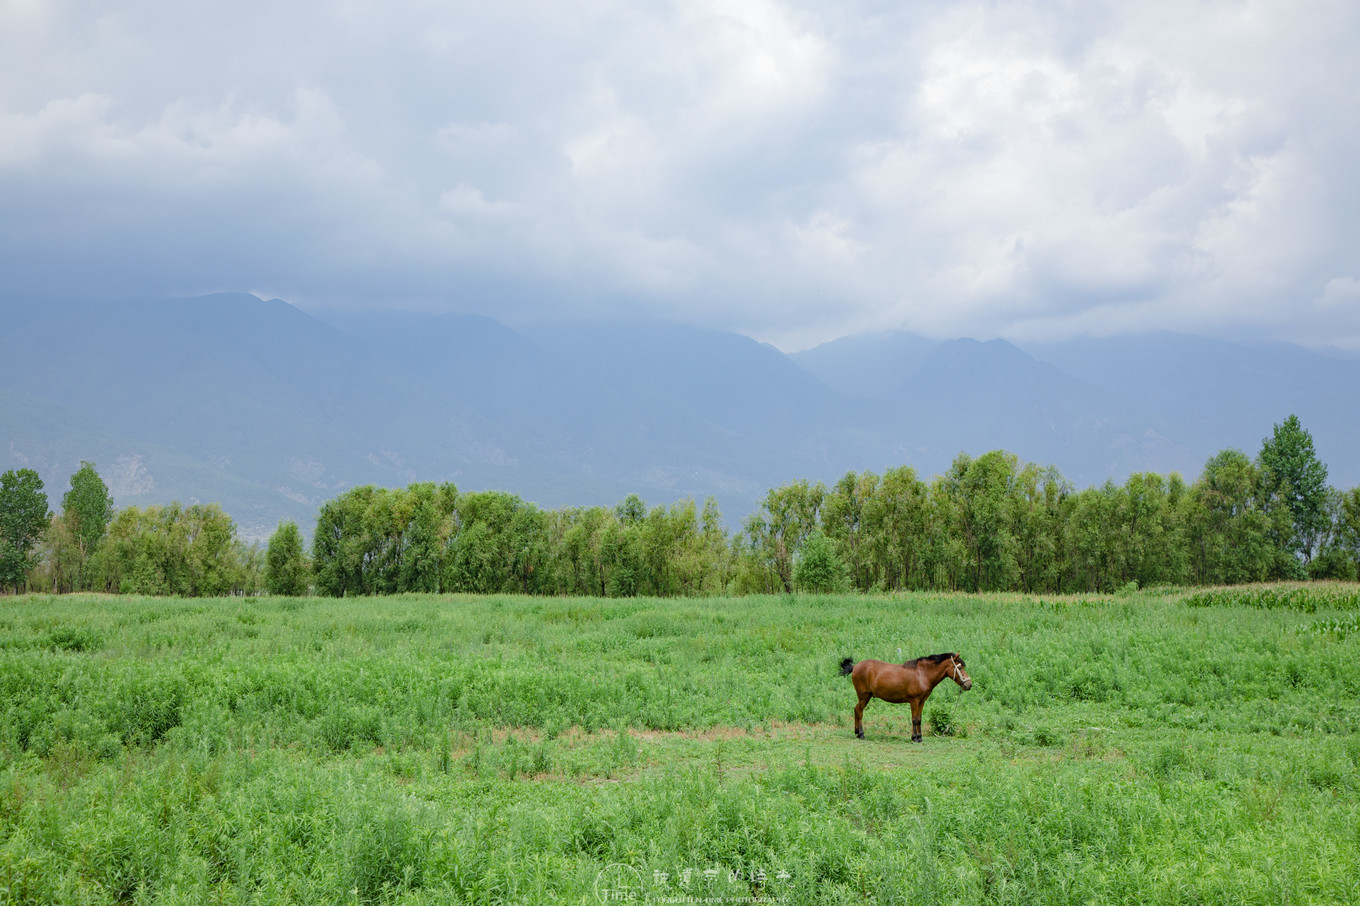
[904,652,958,667]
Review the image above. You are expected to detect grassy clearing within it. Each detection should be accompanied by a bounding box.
[1,587,1358,904]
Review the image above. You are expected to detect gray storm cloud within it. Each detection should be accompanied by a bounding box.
[1,0,1357,350]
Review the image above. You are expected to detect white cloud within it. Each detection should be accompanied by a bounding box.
[437,183,521,221]
[1,0,1357,350]
[0,92,117,164]
[1303,277,1360,350]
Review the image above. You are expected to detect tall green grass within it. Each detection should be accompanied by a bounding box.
[1183,581,1360,612]
[1,586,1358,904]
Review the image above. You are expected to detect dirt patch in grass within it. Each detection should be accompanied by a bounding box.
[449,721,831,751]
[631,721,826,742]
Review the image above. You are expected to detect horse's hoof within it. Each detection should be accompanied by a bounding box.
[912,735,923,743]
[855,730,864,739]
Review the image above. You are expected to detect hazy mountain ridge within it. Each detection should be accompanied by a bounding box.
[890,338,1191,481]
[797,329,1360,486]
[1019,332,1360,484]
[789,329,940,400]
[2,294,1355,539]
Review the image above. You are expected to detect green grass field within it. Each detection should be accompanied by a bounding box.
[2,586,1358,905]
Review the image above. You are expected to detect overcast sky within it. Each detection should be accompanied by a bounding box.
[2,0,1358,351]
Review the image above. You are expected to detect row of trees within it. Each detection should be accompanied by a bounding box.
[2,463,119,594]
[759,415,1355,592]
[304,483,735,598]
[280,415,1358,596]
[1,463,267,596]
[748,449,1357,595]
[3,416,1358,597]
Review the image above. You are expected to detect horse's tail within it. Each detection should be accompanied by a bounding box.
[839,657,855,676]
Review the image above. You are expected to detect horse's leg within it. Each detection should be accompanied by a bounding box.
[910,699,923,742]
[854,691,871,739]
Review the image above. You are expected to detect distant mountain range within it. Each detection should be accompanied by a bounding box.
[3,294,1357,540]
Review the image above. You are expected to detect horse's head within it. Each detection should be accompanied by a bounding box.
[949,654,972,691]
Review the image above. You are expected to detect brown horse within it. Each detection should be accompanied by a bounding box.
[840,653,972,741]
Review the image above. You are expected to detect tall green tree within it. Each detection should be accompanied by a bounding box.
[615,493,647,526]
[598,515,643,597]
[1257,414,1329,568]
[1064,483,1119,592]
[312,486,377,596]
[1332,487,1360,579]
[1106,472,1189,590]
[36,513,83,593]
[61,461,113,589]
[920,476,969,590]
[1308,488,1359,580]
[641,499,703,596]
[0,468,50,592]
[793,528,848,593]
[861,465,929,591]
[1188,449,1272,585]
[821,471,879,591]
[558,506,610,595]
[236,541,265,596]
[99,502,243,596]
[397,488,446,594]
[943,452,1021,592]
[312,482,458,596]
[743,479,826,593]
[1013,464,1068,593]
[265,520,310,595]
[444,490,546,594]
[62,462,113,556]
[699,497,735,594]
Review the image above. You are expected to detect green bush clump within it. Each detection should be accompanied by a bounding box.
[45,625,104,652]
[926,702,959,737]
[792,530,849,594]
[1298,613,1359,640]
